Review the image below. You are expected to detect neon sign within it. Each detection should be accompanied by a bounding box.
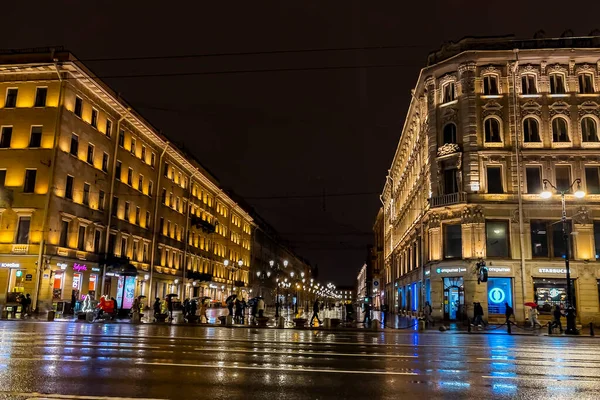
[488,288,506,304]
[73,263,87,272]
[0,263,20,268]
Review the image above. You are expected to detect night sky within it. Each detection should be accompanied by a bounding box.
[3,1,600,285]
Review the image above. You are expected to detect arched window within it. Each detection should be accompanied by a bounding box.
[484,118,502,142]
[442,82,455,103]
[443,123,457,144]
[581,117,599,142]
[552,117,570,142]
[523,118,541,142]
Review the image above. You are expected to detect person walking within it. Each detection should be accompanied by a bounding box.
[472,302,485,327]
[423,301,434,327]
[131,296,141,323]
[552,305,564,333]
[257,297,266,318]
[345,303,354,323]
[310,299,322,326]
[199,299,209,323]
[529,306,542,328]
[153,298,161,320]
[234,299,244,324]
[504,302,514,326]
[362,301,372,326]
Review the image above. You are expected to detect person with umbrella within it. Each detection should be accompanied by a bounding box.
[165,294,177,322]
[525,302,542,328]
[226,294,236,316]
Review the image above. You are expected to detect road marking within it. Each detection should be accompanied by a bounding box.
[0,357,86,362]
[137,361,417,376]
[482,375,600,383]
[18,393,166,400]
[192,347,417,358]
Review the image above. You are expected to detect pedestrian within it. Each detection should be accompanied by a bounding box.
[250,299,258,324]
[22,293,32,317]
[70,291,77,315]
[552,305,564,333]
[345,303,354,323]
[227,296,235,316]
[182,298,190,319]
[504,302,514,326]
[423,301,434,327]
[310,299,322,326]
[234,299,243,324]
[199,299,208,323]
[257,297,266,318]
[529,306,542,328]
[153,297,161,320]
[362,301,371,326]
[131,296,141,323]
[472,302,484,327]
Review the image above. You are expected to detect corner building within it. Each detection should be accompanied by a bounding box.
[0,48,253,312]
[379,36,600,324]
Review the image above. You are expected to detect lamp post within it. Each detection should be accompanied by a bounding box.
[270,259,288,318]
[540,178,585,335]
[255,268,271,298]
[224,259,244,299]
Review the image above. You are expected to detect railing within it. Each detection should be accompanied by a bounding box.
[429,192,467,207]
[11,244,28,254]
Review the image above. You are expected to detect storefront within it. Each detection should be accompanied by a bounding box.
[531,266,577,315]
[0,258,36,317]
[429,266,468,321]
[41,260,101,313]
[486,267,514,316]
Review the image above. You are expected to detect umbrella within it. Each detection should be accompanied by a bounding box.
[137,295,147,299]
[524,302,537,308]
[225,294,237,303]
[166,293,178,298]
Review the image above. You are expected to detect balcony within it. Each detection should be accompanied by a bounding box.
[437,143,461,157]
[430,192,467,208]
[11,244,28,254]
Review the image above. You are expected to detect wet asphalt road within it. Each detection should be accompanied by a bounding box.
[0,322,599,399]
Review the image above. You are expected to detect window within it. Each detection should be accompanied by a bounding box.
[552,117,569,142]
[74,97,83,117]
[159,217,165,234]
[146,211,151,229]
[0,170,5,187]
[83,183,90,206]
[98,190,105,211]
[175,197,180,211]
[0,127,12,148]
[105,120,112,138]
[549,74,566,94]
[93,230,101,253]
[443,224,462,258]
[127,168,133,186]
[141,145,146,162]
[91,109,98,128]
[486,221,509,257]
[120,237,127,257]
[70,134,79,156]
[143,243,149,262]
[5,88,18,108]
[108,233,117,255]
[87,144,94,164]
[581,117,599,142]
[169,192,173,207]
[555,166,571,192]
[443,168,458,194]
[124,201,130,221]
[15,217,31,244]
[59,220,69,247]
[443,123,457,144]
[594,222,600,260]
[521,75,537,95]
[585,166,600,194]
[133,241,139,261]
[135,207,141,225]
[148,180,153,197]
[102,153,109,173]
[65,175,74,200]
[23,169,36,193]
[484,118,501,142]
[523,118,540,142]
[487,166,503,194]
[151,152,156,167]
[530,220,549,257]
[164,162,169,178]
[167,220,171,237]
[34,87,47,107]
[115,161,122,181]
[161,188,167,204]
[29,126,42,148]
[118,129,125,147]
[526,166,542,194]
[579,73,595,94]
[77,225,86,251]
[131,138,136,155]
[111,196,118,217]
[483,75,499,95]
[442,82,455,103]
[552,221,572,259]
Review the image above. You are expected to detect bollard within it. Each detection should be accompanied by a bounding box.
[419,319,425,331]
[548,322,553,335]
[467,318,472,333]
[47,310,55,321]
[226,315,233,326]
[277,316,285,328]
[507,320,512,334]
[590,322,595,337]
[372,319,379,331]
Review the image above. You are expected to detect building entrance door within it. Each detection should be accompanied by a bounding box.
[443,277,464,321]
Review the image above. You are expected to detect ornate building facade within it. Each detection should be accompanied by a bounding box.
[379,35,600,324]
[0,48,254,313]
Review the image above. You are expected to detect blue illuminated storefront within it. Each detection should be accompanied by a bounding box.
[487,277,513,315]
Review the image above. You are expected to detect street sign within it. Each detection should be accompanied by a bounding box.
[25,274,33,281]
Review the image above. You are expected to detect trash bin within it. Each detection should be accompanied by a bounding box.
[47,310,55,321]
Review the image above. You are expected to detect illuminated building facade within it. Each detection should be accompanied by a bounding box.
[379,35,600,324]
[0,48,253,311]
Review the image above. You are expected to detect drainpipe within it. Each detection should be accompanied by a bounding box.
[101,108,130,297]
[147,144,168,306]
[512,49,528,322]
[181,171,194,300]
[33,57,65,312]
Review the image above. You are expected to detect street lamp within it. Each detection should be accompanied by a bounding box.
[224,259,243,299]
[269,259,288,318]
[540,178,585,335]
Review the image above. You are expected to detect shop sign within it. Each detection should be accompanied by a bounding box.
[25,274,32,282]
[116,276,125,308]
[488,267,511,274]
[436,267,467,274]
[91,267,101,272]
[0,263,20,268]
[73,263,87,272]
[538,268,567,274]
[209,284,218,289]
[57,263,68,270]
[488,288,506,304]
[123,276,136,309]
[43,274,49,279]
[424,270,431,276]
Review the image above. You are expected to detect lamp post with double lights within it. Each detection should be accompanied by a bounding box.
[255,268,272,298]
[270,259,288,318]
[540,178,585,335]
[224,259,244,299]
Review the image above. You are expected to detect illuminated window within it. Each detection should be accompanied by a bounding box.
[34,87,47,107]
[138,174,143,191]
[53,272,64,292]
[521,75,537,95]
[579,73,595,94]
[486,221,509,257]
[74,96,83,117]
[16,217,31,244]
[102,153,109,173]
[29,126,42,148]
[482,75,499,95]
[581,117,598,142]
[87,144,94,164]
[23,169,36,193]
[0,127,12,148]
[484,118,502,142]
[89,274,97,292]
[105,119,112,138]
[442,82,455,103]
[5,88,17,108]
[552,117,569,142]
[127,168,133,186]
[523,118,540,142]
[118,129,125,147]
[91,109,98,128]
[549,73,566,94]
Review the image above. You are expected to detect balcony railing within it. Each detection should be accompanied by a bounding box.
[11,244,28,254]
[430,192,467,208]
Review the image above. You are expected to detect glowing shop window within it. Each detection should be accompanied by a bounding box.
[72,273,82,291]
[88,274,97,291]
[53,272,64,290]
